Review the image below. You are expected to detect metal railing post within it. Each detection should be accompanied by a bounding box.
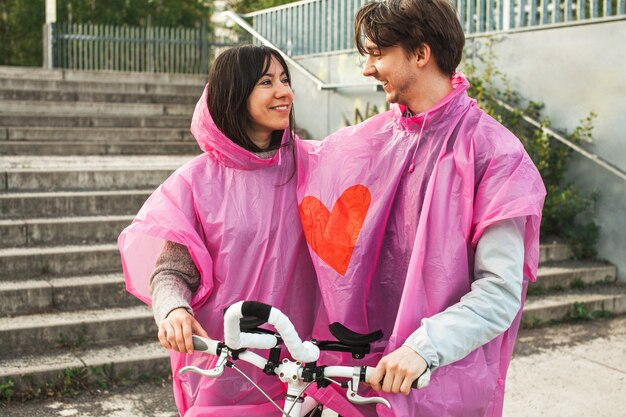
[43,0,57,68]
[200,18,209,76]
[147,16,154,73]
[43,23,55,69]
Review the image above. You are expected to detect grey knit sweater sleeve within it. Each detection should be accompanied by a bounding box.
[149,241,200,324]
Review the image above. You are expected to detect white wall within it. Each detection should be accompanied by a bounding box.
[290,20,626,279]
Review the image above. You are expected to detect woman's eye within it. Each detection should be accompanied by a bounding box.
[281,78,290,85]
[260,79,271,86]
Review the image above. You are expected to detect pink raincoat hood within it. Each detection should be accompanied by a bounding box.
[191,85,289,170]
[119,85,322,416]
[296,73,545,417]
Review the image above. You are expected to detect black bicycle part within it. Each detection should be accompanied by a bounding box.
[302,363,332,388]
[241,301,272,321]
[223,302,272,332]
[263,346,282,376]
[314,323,384,359]
[329,323,383,346]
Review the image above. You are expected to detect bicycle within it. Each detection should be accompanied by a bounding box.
[179,300,426,417]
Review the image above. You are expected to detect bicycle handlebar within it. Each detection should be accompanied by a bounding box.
[223,300,320,363]
[181,300,423,415]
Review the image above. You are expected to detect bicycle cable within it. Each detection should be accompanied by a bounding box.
[229,362,310,417]
[285,381,313,416]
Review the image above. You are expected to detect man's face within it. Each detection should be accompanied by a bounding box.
[362,39,418,106]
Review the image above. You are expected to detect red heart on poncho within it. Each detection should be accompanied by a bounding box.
[298,185,371,276]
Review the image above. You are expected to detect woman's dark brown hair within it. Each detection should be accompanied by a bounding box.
[354,0,465,77]
[206,45,296,153]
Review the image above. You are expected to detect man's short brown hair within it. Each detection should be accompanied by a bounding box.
[354,0,465,77]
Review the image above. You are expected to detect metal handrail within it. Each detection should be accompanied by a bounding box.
[222,11,377,91]
[242,0,626,55]
[243,0,319,17]
[494,98,626,182]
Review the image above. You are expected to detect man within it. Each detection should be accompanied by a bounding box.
[296,0,546,416]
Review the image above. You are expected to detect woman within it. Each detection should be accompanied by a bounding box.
[118,45,325,416]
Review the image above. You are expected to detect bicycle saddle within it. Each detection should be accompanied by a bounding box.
[328,323,383,346]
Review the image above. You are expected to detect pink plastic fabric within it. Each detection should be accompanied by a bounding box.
[118,86,324,416]
[296,73,546,417]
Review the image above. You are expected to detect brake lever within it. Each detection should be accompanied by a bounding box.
[178,349,229,378]
[346,369,391,408]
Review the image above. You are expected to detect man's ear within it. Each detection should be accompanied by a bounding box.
[415,43,431,68]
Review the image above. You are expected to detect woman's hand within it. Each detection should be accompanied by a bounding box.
[158,307,209,354]
[368,345,428,395]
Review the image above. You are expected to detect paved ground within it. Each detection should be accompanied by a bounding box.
[1,315,625,417]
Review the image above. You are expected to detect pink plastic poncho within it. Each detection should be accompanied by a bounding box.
[118,86,323,416]
[296,74,546,417]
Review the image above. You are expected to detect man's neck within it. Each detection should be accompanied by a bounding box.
[405,72,453,115]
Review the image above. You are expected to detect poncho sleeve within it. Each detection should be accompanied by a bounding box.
[470,118,546,281]
[118,168,214,309]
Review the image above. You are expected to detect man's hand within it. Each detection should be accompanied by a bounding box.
[369,345,428,395]
[158,307,209,354]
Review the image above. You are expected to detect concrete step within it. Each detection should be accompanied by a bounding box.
[0,215,132,249]
[0,76,202,96]
[1,100,194,117]
[522,285,626,327]
[0,340,169,396]
[0,273,140,317]
[4,168,176,191]
[0,305,155,356]
[0,89,198,105]
[0,114,190,128]
[0,155,193,170]
[535,261,617,290]
[539,242,572,263]
[0,65,206,86]
[0,189,151,219]
[5,126,194,142]
[0,244,121,281]
[0,141,200,156]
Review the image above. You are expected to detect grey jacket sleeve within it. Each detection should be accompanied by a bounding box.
[149,241,201,325]
[403,217,526,370]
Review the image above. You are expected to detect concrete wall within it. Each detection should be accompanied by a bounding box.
[467,20,626,281]
[290,20,626,279]
[292,52,386,139]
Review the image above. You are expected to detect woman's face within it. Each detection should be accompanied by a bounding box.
[245,56,294,150]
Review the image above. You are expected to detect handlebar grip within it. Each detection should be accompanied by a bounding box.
[191,335,219,355]
[366,367,421,389]
[193,335,210,351]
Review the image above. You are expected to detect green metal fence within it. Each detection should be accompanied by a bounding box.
[50,20,249,74]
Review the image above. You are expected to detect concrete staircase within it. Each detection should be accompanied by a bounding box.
[0,66,624,401]
[526,243,625,327]
[0,66,201,156]
[0,66,202,399]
